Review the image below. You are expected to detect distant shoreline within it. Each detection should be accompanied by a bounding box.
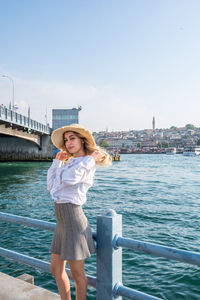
[119,151,183,154]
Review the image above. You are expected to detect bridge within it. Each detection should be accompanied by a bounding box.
[0,106,54,161]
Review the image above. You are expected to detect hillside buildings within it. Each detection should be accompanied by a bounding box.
[94,126,200,153]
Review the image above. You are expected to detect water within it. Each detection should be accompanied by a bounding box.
[0,154,200,299]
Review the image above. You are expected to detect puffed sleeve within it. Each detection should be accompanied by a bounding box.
[47,159,60,191]
[60,156,95,186]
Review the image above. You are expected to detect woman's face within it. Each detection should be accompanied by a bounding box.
[63,131,85,157]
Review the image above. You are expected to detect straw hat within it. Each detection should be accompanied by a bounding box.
[51,123,96,150]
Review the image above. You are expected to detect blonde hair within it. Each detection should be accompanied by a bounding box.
[63,131,112,166]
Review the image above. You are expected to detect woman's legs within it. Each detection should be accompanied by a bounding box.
[68,259,87,300]
[51,253,71,300]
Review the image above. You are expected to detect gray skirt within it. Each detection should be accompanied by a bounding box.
[50,202,96,261]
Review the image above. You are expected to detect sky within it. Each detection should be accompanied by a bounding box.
[0,0,200,132]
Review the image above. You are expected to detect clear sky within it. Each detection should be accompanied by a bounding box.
[0,0,200,132]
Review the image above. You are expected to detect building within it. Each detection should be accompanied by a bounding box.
[52,107,82,130]
[102,138,133,149]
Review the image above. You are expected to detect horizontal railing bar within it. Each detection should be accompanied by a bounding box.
[0,247,50,272]
[2,213,199,266]
[116,284,162,300]
[0,212,56,231]
[0,212,96,240]
[0,247,96,288]
[116,237,200,267]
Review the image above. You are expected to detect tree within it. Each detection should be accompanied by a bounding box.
[164,141,170,148]
[197,139,200,146]
[137,142,142,149]
[157,142,162,148]
[122,143,126,149]
[170,126,177,130]
[185,124,196,130]
[100,140,110,148]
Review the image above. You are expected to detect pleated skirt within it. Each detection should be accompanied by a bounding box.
[50,202,96,261]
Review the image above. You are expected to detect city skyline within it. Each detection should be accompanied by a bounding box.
[0,1,200,132]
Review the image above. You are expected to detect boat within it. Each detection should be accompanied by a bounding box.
[165,147,176,154]
[183,146,200,156]
[109,150,120,161]
[111,154,120,161]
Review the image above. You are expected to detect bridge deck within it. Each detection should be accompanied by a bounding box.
[0,106,50,135]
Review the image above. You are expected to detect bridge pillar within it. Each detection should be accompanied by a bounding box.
[0,135,54,161]
[39,135,54,159]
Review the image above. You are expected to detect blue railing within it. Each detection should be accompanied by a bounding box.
[0,210,200,300]
[0,106,50,135]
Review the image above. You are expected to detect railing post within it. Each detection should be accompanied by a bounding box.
[96,209,122,300]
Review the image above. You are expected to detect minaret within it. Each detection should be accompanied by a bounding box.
[152,116,155,130]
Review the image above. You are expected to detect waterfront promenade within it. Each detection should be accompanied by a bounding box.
[0,272,60,300]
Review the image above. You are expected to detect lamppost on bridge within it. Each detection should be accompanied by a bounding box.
[1,75,15,111]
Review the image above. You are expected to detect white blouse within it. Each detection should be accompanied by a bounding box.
[47,155,96,205]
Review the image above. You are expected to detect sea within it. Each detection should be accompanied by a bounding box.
[0,154,199,300]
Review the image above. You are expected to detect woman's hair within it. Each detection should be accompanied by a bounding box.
[63,131,112,166]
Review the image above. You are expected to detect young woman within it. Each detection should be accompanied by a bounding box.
[47,124,111,300]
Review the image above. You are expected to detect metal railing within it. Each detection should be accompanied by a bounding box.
[0,106,50,135]
[0,210,200,300]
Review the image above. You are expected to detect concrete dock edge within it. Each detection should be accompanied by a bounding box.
[0,272,60,300]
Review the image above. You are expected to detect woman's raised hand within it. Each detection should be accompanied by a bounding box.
[56,151,69,161]
[91,150,105,163]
